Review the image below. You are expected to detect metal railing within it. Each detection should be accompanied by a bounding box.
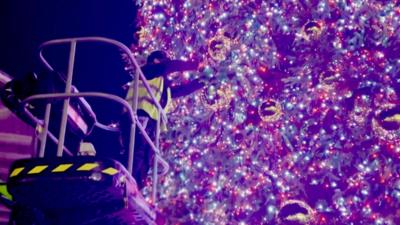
[24,37,169,204]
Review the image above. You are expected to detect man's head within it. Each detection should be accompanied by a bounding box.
[147,50,169,64]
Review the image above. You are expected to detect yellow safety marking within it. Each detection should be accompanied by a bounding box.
[102,167,119,176]
[10,167,24,177]
[52,164,73,173]
[0,184,12,200]
[28,165,48,174]
[77,163,99,171]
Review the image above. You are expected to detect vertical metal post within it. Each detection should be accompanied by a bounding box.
[152,111,161,204]
[128,66,140,174]
[127,122,136,174]
[57,41,76,156]
[131,61,140,114]
[39,103,52,157]
[32,131,39,157]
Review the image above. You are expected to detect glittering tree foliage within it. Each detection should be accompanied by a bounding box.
[135,0,400,224]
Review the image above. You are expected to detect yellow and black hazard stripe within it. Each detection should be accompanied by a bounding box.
[9,161,120,178]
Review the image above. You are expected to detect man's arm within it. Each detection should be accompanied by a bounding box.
[141,60,199,80]
[170,79,205,98]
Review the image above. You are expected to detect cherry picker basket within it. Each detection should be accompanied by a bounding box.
[4,37,169,225]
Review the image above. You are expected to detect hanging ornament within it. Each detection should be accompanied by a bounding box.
[372,104,400,140]
[301,20,323,41]
[258,98,282,122]
[201,83,233,111]
[207,33,232,62]
[277,200,314,225]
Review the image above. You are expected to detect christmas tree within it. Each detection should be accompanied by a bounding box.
[136,0,400,224]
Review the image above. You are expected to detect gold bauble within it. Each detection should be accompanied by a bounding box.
[258,99,282,122]
[207,34,231,62]
[373,104,400,140]
[277,200,314,225]
[302,21,323,41]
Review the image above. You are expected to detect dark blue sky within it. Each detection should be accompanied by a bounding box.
[0,0,138,79]
[0,0,140,126]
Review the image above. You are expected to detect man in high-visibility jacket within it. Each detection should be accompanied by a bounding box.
[122,50,205,189]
